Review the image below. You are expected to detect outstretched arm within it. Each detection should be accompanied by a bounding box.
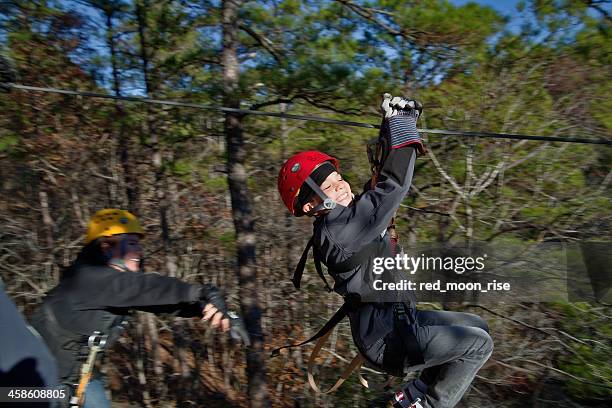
[76,267,201,311]
[76,266,249,345]
[339,147,417,245]
[331,95,424,247]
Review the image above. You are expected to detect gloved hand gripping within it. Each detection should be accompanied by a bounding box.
[381,93,425,154]
[199,284,251,346]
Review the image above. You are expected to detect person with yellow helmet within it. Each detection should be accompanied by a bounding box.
[30,209,249,407]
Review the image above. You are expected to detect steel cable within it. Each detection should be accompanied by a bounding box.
[7,83,612,146]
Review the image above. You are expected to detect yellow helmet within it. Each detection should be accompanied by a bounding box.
[85,209,145,245]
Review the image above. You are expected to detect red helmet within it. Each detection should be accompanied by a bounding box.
[278,151,339,215]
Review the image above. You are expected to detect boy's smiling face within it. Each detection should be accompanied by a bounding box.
[302,171,353,214]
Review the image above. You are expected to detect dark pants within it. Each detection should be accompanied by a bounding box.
[405,310,493,408]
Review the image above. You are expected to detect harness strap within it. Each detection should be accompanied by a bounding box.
[272,293,401,394]
[72,347,98,407]
[358,370,396,391]
[312,252,331,292]
[72,331,108,407]
[307,326,396,394]
[290,236,311,289]
[292,237,333,292]
[274,301,421,394]
[271,302,351,357]
[394,304,424,367]
[307,330,365,394]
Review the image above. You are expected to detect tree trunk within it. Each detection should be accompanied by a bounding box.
[222,1,269,406]
[135,0,167,392]
[103,5,138,212]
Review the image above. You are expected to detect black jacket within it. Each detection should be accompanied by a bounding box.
[312,146,418,370]
[30,263,203,382]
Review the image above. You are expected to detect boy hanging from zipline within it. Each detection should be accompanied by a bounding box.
[275,94,493,408]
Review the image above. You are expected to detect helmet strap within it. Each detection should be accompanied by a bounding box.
[304,176,337,215]
[109,258,129,272]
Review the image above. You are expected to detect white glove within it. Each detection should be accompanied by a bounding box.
[381,93,422,119]
[381,93,424,152]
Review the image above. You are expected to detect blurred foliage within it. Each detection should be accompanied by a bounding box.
[553,302,612,401]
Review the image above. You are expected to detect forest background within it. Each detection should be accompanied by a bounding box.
[0,0,611,407]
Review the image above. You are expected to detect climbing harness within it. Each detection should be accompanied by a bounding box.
[31,299,128,406]
[70,331,108,407]
[272,238,406,394]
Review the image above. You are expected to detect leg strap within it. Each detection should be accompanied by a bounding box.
[358,369,397,391]
[307,329,365,394]
[307,329,397,394]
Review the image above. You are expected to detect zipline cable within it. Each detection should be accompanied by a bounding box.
[7,83,612,146]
